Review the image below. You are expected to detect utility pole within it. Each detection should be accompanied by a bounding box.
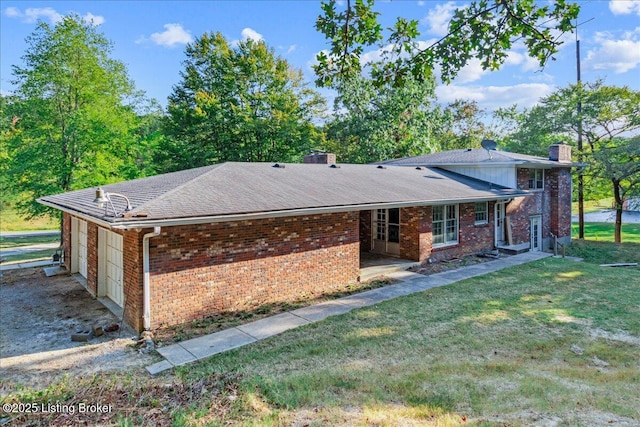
[575,18,592,239]
[576,34,584,239]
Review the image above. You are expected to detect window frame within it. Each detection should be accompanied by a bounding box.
[528,168,544,190]
[433,204,459,247]
[474,201,488,225]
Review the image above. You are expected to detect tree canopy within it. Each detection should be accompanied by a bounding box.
[157,33,326,172]
[314,0,580,88]
[324,75,444,163]
[1,15,146,219]
[497,81,640,242]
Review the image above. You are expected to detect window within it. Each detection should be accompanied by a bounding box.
[528,169,544,190]
[433,204,458,246]
[474,202,488,224]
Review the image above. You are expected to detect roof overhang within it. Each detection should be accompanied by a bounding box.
[40,193,530,231]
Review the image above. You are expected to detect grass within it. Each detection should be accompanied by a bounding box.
[0,234,61,265]
[572,222,640,244]
[3,241,639,426]
[571,197,614,214]
[0,205,58,232]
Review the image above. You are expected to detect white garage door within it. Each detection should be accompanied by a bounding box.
[104,230,124,307]
[73,218,88,278]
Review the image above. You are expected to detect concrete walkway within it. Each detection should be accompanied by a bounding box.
[147,251,558,375]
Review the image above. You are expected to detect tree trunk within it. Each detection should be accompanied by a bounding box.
[612,178,623,244]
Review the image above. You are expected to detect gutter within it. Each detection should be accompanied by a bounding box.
[142,226,161,331]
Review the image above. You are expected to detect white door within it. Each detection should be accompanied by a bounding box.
[495,203,506,246]
[71,217,88,278]
[530,216,542,252]
[372,208,400,256]
[105,230,124,307]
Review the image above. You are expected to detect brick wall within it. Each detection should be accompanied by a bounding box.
[396,203,494,262]
[359,210,372,252]
[145,212,360,329]
[512,167,572,248]
[548,168,573,244]
[122,229,144,331]
[62,212,71,271]
[86,221,98,295]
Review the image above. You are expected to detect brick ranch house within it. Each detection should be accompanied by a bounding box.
[38,145,576,332]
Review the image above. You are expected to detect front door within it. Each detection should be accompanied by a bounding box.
[372,208,400,256]
[530,216,542,252]
[495,203,506,246]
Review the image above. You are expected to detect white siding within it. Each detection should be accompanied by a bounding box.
[444,165,516,188]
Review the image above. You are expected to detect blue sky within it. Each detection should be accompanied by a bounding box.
[1,1,639,113]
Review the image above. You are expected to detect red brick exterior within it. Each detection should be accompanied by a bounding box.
[62,212,72,271]
[144,212,360,329]
[359,210,372,252]
[122,229,144,331]
[510,167,573,249]
[59,165,573,331]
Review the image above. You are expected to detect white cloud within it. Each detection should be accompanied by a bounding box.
[83,12,105,26]
[436,83,554,110]
[4,7,20,18]
[417,1,426,6]
[4,7,104,26]
[609,0,640,15]
[454,58,487,83]
[148,23,193,47]
[286,44,297,54]
[241,27,263,42]
[422,2,457,36]
[584,29,640,74]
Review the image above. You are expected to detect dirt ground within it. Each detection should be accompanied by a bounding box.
[0,268,158,394]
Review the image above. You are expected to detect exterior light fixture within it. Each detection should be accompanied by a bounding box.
[94,187,133,217]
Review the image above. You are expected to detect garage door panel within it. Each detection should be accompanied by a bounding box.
[100,229,124,307]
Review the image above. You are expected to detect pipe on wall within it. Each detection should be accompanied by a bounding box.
[142,226,161,331]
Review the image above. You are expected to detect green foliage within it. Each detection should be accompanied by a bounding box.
[157,33,326,172]
[314,0,580,88]
[1,15,147,220]
[324,75,444,163]
[499,81,640,242]
[436,99,498,151]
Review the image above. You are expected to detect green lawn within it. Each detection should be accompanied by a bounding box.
[4,242,639,426]
[571,198,614,214]
[0,205,58,232]
[572,222,640,244]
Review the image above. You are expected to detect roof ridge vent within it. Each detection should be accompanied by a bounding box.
[272,163,285,168]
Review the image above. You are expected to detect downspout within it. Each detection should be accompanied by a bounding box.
[143,227,161,331]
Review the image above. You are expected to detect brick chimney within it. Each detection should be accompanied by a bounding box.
[303,152,336,164]
[549,144,572,163]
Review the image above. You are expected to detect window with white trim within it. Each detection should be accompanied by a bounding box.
[433,204,458,246]
[528,169,544,190]
[474,202,488,225]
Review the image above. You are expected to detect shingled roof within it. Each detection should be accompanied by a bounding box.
[38,162,530,229]
[379,149,573,167]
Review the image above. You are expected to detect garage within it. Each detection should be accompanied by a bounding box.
[98,228,124,307]
[71,217,88,278]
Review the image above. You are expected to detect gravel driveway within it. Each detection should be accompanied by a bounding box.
[0,268,157,394]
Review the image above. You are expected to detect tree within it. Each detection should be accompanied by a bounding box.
[435,99,497,151]
[592,137,640,243]
[2,15,143,219]
[157,33,326,172]
[324,75,444,163]
[314,0,580,87]
[497,81,640,243]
